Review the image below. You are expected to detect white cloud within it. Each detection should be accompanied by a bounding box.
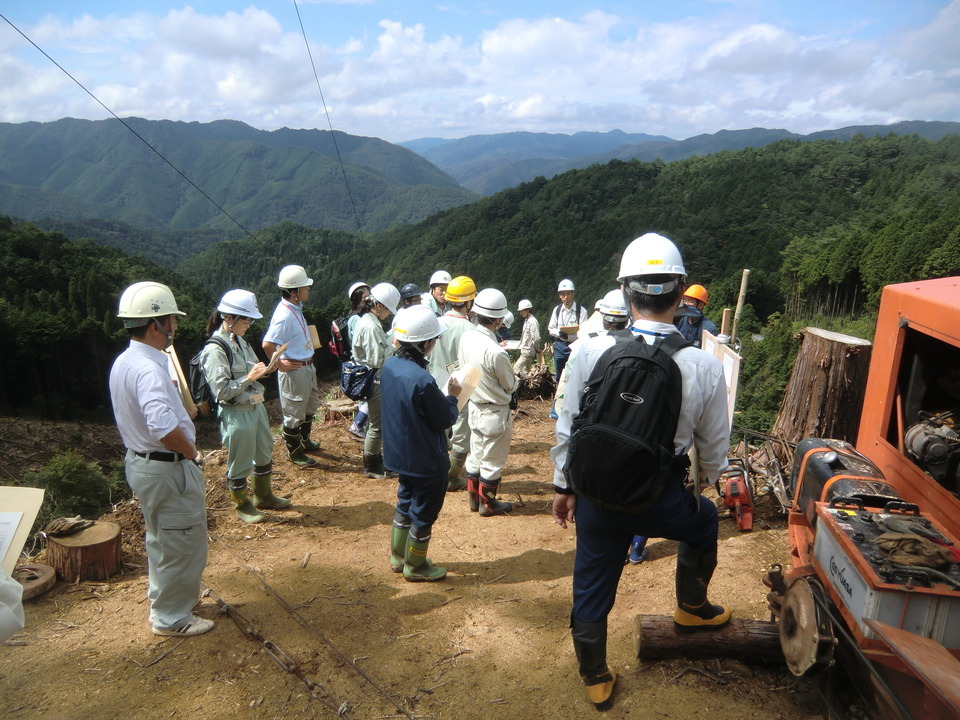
[0,4,956,140]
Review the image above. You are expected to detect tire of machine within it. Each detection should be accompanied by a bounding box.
[779,577,836,676]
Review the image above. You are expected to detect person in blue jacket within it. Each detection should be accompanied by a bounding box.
[381,305,462,581]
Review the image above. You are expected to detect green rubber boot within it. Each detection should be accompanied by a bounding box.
[403,534,446,583]
[390,519,410,573]
[252,472,292,510]
[447,454,467,492]
[228,483,266,524]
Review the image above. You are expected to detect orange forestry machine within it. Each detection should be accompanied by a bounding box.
[766,277,960,720]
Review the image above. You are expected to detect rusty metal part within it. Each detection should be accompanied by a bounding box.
[203,584,355,719]
[779,577,835,677]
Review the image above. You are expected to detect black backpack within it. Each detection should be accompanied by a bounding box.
[328,316,351,361]
[563,330,691,513]
[188,336,233,417]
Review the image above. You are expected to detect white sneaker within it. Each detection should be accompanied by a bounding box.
[152,615,214,637]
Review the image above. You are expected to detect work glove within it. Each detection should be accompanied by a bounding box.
[43,516,95,537]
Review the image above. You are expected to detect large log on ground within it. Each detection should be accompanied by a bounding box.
[46,521,122,582]
[633,614,784,665]
[771,328,872,458]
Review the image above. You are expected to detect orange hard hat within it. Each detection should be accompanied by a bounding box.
[684,284,709,305]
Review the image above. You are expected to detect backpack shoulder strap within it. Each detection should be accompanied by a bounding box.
[204,335,234,378]
[658,332,691,357]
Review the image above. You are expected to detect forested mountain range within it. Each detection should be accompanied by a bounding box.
[0,118,476,234]
[3,131,960,424]
[404,121,960,195]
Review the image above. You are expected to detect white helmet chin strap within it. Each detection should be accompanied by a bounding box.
[153,318,173,347]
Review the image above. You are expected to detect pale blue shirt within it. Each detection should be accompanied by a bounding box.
[551,319,729,489]
[263,299,314,362]
[109,340,196,453]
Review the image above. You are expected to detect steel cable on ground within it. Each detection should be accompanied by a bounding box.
[214,535,415,720]
[0,12,267,249]
[292,0,366,241]
[202,582,358,719]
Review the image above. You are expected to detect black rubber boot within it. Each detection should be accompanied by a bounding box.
[301,414,320,452]
[283,426,317,468]
[363,453,397,479]
[673,544,731,632]
[465,472,480,511]
[571,616,616,710]
[479,478,513,517]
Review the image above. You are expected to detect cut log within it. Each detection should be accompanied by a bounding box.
[771,328,872,464]
[633,614,785,665]
[46,521,122,582]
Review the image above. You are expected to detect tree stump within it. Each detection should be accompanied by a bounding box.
[771,328,872,463]
[46,521,122,582]
[634,615,785,664]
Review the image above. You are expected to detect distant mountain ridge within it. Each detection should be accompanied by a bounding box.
[402,121,960,194]
[0,117,476,232]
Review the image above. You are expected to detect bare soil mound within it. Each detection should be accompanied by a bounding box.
[0,398,827,720]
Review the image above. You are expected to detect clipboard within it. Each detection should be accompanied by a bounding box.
[264,342,289,372]
[443,365,481,410]
[0,486,45,574]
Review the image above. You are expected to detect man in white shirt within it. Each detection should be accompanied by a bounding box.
[547,279,589,382]
[109,281,212,637]
[263,265,320,468]
[457,288,518,516]
[513,299,541,375]
[551,234,731,710]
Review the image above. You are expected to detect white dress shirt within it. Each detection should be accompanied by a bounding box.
[109,340,196,453]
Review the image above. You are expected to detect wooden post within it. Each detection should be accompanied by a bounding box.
[772,328,872,448]
[730,269,750,345]
[46,521,122,582]
[634,615,784,664]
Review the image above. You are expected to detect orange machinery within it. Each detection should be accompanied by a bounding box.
[768,277,960,720]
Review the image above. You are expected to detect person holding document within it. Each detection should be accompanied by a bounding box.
[200,289,290,523]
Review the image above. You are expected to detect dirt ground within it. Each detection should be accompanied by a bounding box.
[1,396,829,720]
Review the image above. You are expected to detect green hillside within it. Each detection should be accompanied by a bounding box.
[4,131,960,426]
[0,118,477,233]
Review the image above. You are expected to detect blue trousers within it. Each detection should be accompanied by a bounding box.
[553,339,571,382]
[572,485,718,622]
[395,471,447,534]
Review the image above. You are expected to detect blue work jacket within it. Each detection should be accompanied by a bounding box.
[381,354,459,477]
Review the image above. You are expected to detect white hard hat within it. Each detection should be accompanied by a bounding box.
[594,299,603,310]
[370,282,401,314]
[393,305,446,343]
[348,281,369,298]
[618,233,686,280]
[517,299,533,311]
[278,265,313,289]
[429,270,452,286]
[218,289,262,319]
[557,279,575,292]
[117,281,184,327]
[473,288,509,319]
[503,310,514,328]
[599,289,629,318]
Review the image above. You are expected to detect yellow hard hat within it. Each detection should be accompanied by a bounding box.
[445,276,477,302]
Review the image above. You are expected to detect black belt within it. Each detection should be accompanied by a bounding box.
[291,359,313,366]
[134,451,186,462]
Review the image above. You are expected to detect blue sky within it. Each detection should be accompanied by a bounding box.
[1,1,957,142]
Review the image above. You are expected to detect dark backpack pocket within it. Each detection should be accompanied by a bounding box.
[564,423,683,513]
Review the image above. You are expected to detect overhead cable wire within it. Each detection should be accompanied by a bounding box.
[0,12,265,248]
[292,0,366,241]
